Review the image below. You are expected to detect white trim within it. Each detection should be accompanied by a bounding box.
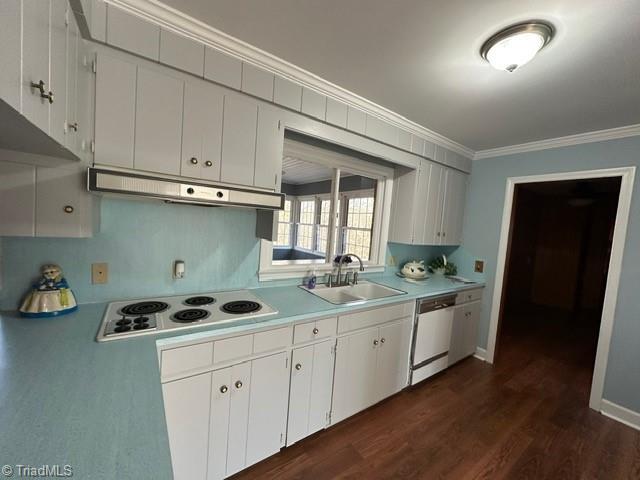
[485,167,636,412]
[474,124,640,160]
[601,400,640,431]
[105,0,473,158]
[473,347,487,362]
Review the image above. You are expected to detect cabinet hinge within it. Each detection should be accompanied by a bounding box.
[326,411,332,425]
[277,120,281,130]
[90,140,95,153]
[331,343,337,355]
[285,356,288,369]
[280,432,284,444]
[92,59,97,74]
[64,9,69,26]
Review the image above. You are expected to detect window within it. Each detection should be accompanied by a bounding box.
[262,136,393,279]
[341,194,375,260]
[275,199,292,246]
[296,200,316,250]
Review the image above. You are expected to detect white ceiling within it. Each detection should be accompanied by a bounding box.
[281,157,333,184]
[161,0,640,151]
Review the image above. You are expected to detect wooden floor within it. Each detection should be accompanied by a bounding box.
[233,311,640,479]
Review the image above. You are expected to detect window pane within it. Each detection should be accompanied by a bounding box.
[336,171,377,261]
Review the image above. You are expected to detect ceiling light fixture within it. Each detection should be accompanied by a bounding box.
[480,21,554,73]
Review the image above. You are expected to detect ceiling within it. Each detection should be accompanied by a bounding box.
[161,0,640,151]
[281,157,333,184]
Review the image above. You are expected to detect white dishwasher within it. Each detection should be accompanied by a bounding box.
[409,294,456,385]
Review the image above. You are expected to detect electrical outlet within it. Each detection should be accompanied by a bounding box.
[474,260,484,273]
[92,263,109,284]
[388,255,397,266]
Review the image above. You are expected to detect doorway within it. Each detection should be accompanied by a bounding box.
[485,167,635,410]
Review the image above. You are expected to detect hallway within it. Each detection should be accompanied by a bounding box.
[233,314,640,479]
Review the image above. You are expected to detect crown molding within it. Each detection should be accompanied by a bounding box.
[474,124,640,160]
[105,0,474,159]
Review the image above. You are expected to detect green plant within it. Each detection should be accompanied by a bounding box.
[428,256,458,276]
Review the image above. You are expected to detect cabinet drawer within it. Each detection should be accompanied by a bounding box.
[294,317,337,344]
[253,327,292,354]
[213,335,253,364]
[161,342,213,378]
[338,302,414,334]
[456,289,483,305]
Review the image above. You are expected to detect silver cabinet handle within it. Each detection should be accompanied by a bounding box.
[205,160,213,167]
[295,363,302,370]
[220,385,228,393]
[63,205,74,214]
[312,327,319,335]
[437,232,441,237]
[373,339,379,346]
[68,122,78,132]
[235,380,243,389]
[190,157,198,165]
[442,232,446,237]
[380,338,386,344]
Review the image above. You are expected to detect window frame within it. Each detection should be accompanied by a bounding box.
[259,139,394,281]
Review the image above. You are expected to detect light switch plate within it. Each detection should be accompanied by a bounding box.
[474,260,484,273]
[92,263,109,284]
[388,255,397,266]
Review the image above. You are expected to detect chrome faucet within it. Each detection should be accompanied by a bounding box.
[335,253,365,286]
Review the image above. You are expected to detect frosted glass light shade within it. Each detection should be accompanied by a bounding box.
[481,22,553,73]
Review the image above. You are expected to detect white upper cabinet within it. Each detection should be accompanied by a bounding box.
[94,53,136,168]
[242,63,274,101]
[440,168,467,245]
[65,14,79,152]
[0,0,21,111]
[301,87,326,120]
[273,76,302,111]
[22,0,52,134]
[204,47,242,89]
[159,28,204,76]
[106,4,159,60]
[181,80,223,181]
[390,159,467,246]
[325,97,348,128]
[134,67,184,175]
[49,0,68,146]
[254,105,283,191]
[220,94,258,186]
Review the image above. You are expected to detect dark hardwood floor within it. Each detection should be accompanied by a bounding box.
[233,310,640,479]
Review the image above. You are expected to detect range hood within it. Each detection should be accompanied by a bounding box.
[88,168,284,210]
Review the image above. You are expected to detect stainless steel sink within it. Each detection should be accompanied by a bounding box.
[299,280,407,305]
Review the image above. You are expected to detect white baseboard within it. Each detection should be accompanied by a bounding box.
[601,399,640,431]
[473,347,487,362]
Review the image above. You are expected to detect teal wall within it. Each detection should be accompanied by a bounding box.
[0,198,260,310]
[460,136,640,412]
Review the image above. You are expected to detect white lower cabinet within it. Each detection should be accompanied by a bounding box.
[161,302,415,479]
[449,301,481,366]
[162,352,289,480]
[287,340,335,445]
[332,317,411,424]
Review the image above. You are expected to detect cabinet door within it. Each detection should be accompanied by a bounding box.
[220,94,258,186]
[65,14,79,153]
[0,0,22,111]
[49,0,67,146]
[181,80,223,181]
[22,0,51,133]
[246,352,289,467]
[134,67,183,175]
[287,340,334,446]
[441,169,467,245]
[375,318,411,402]
[0,161,36,236]
[254,105,283,191]
[331,327,378,424]
[448,305,467,366]
[94,53,136,168]
[463,301,481,358]
[226,361,251,477]
[162,372,212,480]
[208,366,232,480]
[419,161,445,245]
[35,164,94,238]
